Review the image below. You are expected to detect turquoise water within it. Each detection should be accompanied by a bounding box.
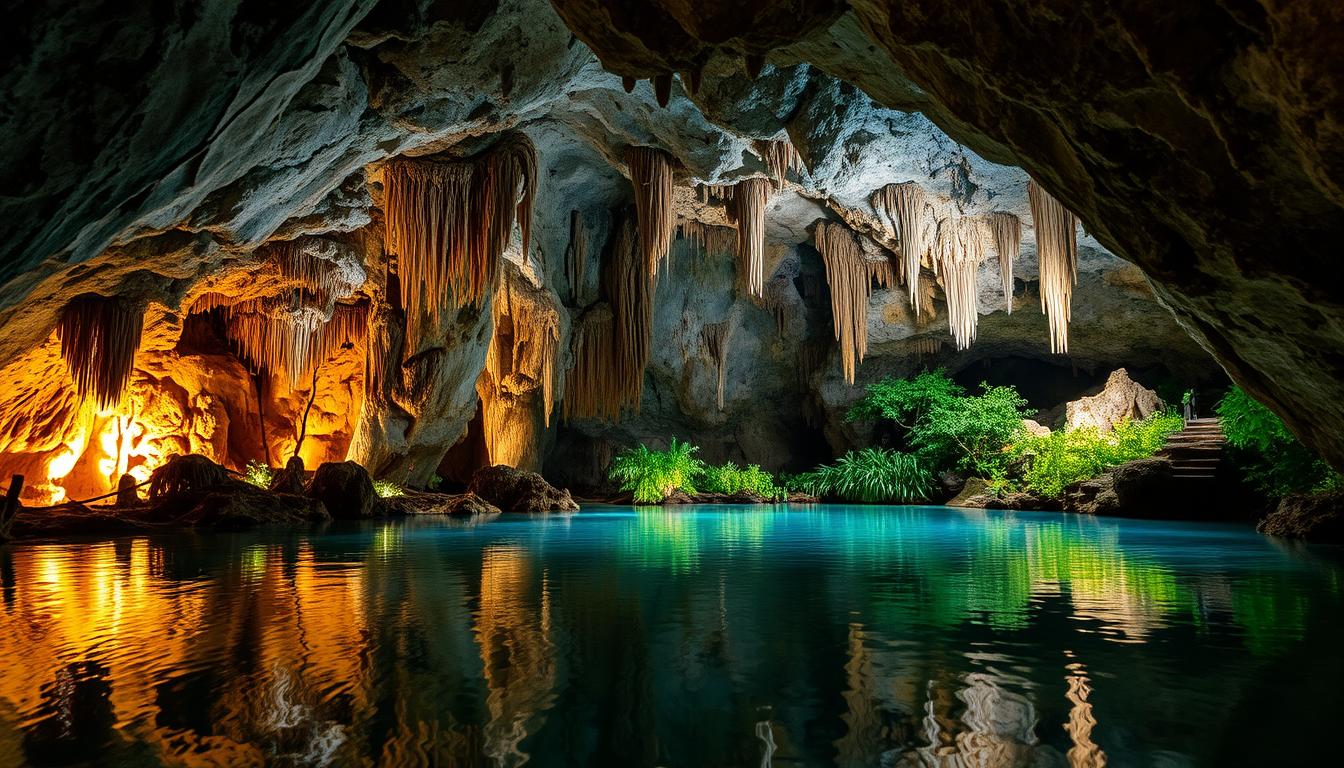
[0,505,1341,766]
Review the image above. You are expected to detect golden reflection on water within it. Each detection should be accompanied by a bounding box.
[0,510,1330,767]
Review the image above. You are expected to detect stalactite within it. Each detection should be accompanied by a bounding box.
[814,221,871,385]
[986,211,1022,313]
[872,182,931,313]
[271,239,344,302]
[562,215,654,422]
[700,319,735,410]
[676,219,736,259]
[912,337,942,357]
[934,216,986,351]
[729,177,771,298]
[755,139,801,189]
[763,277,794,337]
[1028,179,1080,353]
[223,298,367,391]
[866,258,898,290]
[56,293,145,409]
[625,146,675,278]
[383,133,537,354]
[562,303,617,423]
[565,209,588,305]
[603,217,654,410]
[653,73,673,107]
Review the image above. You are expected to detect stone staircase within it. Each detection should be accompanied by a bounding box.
[1157,418,1226,481]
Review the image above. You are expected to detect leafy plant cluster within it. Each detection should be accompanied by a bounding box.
[372,480,405,499]
[1216,386,1340,498]
[1004,413,1184,498]
[700,462,786,500]
[242,461,273,489]
[609,439,788,503]
[790,448,936,503]
[847,370,1029,477]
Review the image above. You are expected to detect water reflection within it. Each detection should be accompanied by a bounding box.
[0,506,1339,766]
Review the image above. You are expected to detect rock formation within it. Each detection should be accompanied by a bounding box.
[1065,369,1165,433]
[7,0,1311,503]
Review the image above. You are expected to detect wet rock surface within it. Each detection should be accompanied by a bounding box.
[1258,492,1344,543]
[469,465,579,513]
[308,461,380,519]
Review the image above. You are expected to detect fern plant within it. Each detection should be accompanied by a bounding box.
[793,449,935,503]
[609,438,707,503]
[701,462,786,500]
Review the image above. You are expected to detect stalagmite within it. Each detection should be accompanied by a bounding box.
[986,212,1022,312]
[566,209,588,305]
[729,178,771,298]
[755,139,801,189]
[814,221,871,385]
[700,319,734,410]
[383,133,537,354]
[872,182,931,313]
[56,293,145,409]
[934,216,986,351]
[625,146,675,278]
[1028,179,1080,353]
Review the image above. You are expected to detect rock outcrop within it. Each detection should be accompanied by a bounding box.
[469,465,579,513]
[307,461,380,518]
[1065,369,1165,432]
[1258,492,1344,543]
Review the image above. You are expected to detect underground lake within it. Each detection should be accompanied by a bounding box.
[1,505,1340,766]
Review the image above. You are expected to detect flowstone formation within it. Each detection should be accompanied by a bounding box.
[1,0,1258,503]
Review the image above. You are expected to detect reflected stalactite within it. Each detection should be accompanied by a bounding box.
[1064,660,1107,767]
[474,545,557,767]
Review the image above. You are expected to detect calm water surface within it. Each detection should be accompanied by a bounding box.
[0,505,1341,767]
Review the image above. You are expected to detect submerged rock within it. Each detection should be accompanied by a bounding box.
[469,465,578,513]
[1258,492,1344,543]
[180,484,330,530]
[384,491,500,516]
[308,461,380,518]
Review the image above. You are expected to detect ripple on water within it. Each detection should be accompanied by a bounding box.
[0,505,1340,766]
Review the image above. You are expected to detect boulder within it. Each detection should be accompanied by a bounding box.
[308,461,380,519]
[469,465,579,513]
[1021,419,1051,437]
[946,477,992,508]
[1062,458,1178,517]
[1258,492,1344,542]
[1065,369,1164,433]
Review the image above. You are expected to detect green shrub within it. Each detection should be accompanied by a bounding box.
[609,438,706,503]
[1008,412,1184,498]
[848,370,1030,476]
[701,462,786,500]
[793,449,935,503]
[1216,386,1339,498]
[243,461,273,489]
[372,480,405,498]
